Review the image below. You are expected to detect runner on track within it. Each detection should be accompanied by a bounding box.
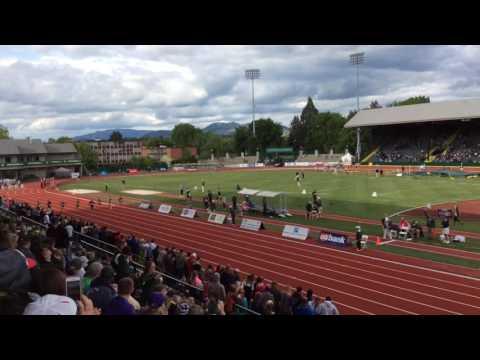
[76,199,80,209]
[89,200,95,210]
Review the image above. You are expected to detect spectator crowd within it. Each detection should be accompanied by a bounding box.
[0,197,339,316]
[372,123,480,165]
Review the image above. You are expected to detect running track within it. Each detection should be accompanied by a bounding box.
[4,184,480,315]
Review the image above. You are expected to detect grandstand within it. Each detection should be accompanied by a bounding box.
[345,98,480,165]
[0,198,340,315]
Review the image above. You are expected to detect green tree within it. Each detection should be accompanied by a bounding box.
[74,142,98,171]
[110,131,123,142]
[0,126,8,139]
[56,136,73,143]
[171,123,199,148]
[47,138,56,143]
[370,100,382,109]
[233,126,251,155]
[198,132,235,159]
[248,118,284,153]
[389,96,430,107]
[288,97,319,150]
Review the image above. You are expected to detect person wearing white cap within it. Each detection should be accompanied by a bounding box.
[23,294,77,315]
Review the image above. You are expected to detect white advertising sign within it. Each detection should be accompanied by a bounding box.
[180,208,196,219]
[138,202,150,209]
[158,204,172,214]
[282,225,309,241]
[208,213,226,224]
[240,218,263,231]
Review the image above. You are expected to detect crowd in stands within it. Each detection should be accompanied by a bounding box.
[371,122,480,164]
[433,134,480,164]
[0,198,339,316]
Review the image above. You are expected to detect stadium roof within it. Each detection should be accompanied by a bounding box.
[344,98,480,128]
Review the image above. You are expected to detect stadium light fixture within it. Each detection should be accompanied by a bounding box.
[350,52,365,163]
[245,69,261,137]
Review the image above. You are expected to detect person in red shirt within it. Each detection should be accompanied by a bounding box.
[399,217,410,230]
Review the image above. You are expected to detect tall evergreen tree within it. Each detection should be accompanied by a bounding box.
[288,97,319,150]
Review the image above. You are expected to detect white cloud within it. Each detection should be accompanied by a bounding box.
[0,45,479,139]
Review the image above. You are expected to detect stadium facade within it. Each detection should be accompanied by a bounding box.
[0,139,81,179]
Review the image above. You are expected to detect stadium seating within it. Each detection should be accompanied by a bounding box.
[0,200,338,316]
[371,121,480,165]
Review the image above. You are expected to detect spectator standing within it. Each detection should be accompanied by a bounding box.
[294,296,314,315]
[114,247,134,282]
[229,205,236,224]
[82,262,103,294]
[88,266,117,312]
[208,272,226,302]
[137,260,162,306]
[316,296,339,315]
[382,215,391,240]
[175,251,186,280]
[24,267,80,315]
[305,201,312,220]
[355,226,363,251]
[442,217,450,242]
[103,277,136,316]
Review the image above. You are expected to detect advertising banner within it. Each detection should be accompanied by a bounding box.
[138,202,150,209]
[282,225,309,240]
[240,218,263,231]
[208,213,226,224]
[318,231,350,246]
[180,208,196,219]
[158,204,172,214]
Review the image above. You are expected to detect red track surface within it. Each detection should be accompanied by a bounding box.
[4,183,480,315]
[85,191,480,264]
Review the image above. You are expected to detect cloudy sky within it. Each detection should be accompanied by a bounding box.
[1,45,479,140]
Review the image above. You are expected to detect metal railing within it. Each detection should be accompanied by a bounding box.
[0,206,260,315]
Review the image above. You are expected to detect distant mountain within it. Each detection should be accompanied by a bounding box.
[73,129,171,141]
[74,122,244,141]
[203,122,240,136]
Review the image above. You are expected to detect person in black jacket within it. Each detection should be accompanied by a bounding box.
[207,190,213,205]
[229,205,236,225]
[113,247,133,282]
[305,202,313,220]
[232,195,237,211]
[262,197,268,216]
[88,266,117,312]
[355,226,363,251]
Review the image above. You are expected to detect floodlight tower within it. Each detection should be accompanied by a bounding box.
[245,69,261,137]
[350,52,365,163]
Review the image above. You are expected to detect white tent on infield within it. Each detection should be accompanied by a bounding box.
[237,188,290,217]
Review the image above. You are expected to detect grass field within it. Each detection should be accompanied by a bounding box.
[62,170,480,221]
